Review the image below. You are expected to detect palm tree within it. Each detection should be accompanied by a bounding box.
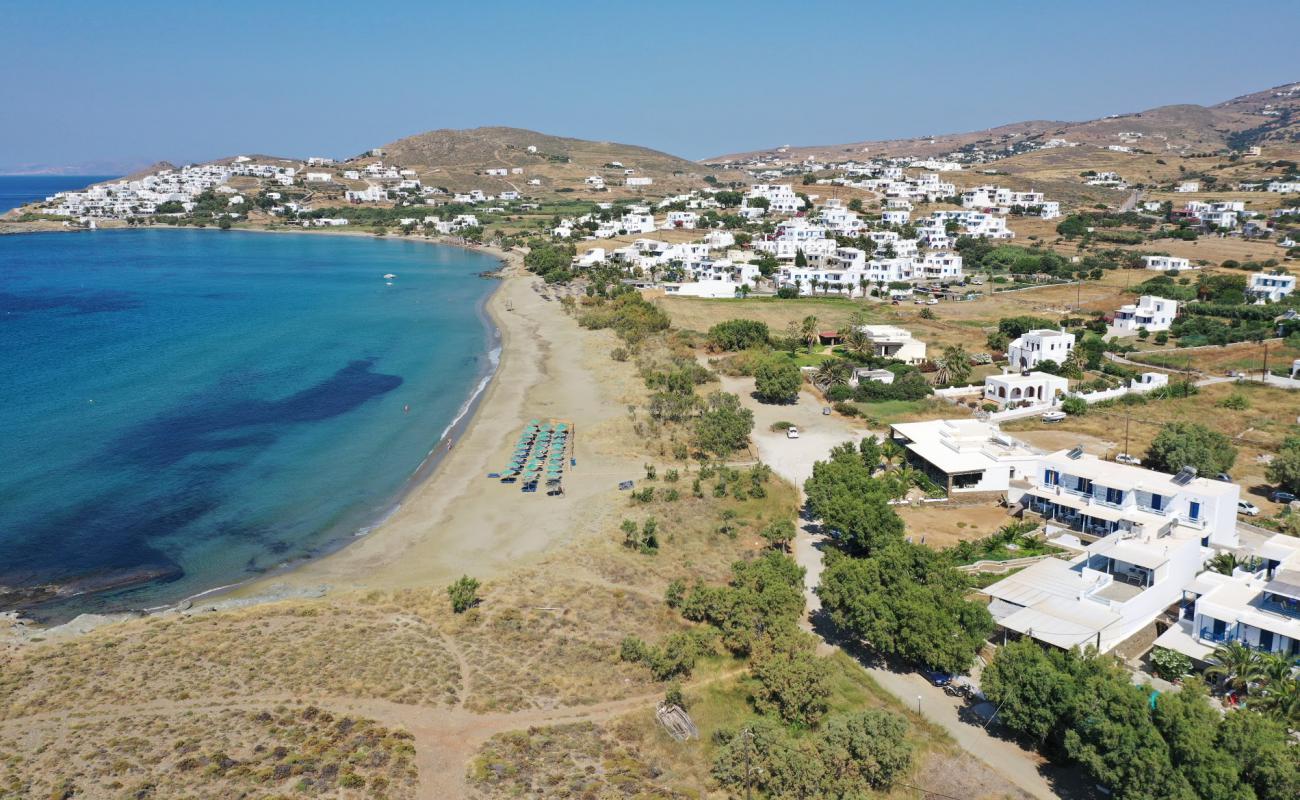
[942,344,973,385]
[1206,552,1239,576]
[936,358,955,387]
[1254,667,1299,728]
[843,326,870,358]
[858,275,869,300]
[800,315,820,353]
[1205,641,1264,695]
[815,358,851,389]
[880,440,905,469]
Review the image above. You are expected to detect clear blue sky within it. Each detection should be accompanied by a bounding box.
[2,0,1297,170]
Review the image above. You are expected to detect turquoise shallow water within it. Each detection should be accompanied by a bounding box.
[0,228,500,619]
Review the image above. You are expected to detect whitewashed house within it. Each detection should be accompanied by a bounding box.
[984,371,1069,407]
[1008,329,1075,370]
[985,451,1240,653]
[1113,295,1178,333]
[1143,255,1193,272]
[1248,272,1296,303]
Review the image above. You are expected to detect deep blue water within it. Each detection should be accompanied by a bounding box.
[0,175,116,213]
[0,228,500,618]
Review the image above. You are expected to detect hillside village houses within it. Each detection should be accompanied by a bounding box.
[984,370,1069,408]
[960,185,1062,219]
[1247,271,1296,303]
[1143,254,1193,272]
[858,324,927,363]
[1007,329,1075,370]
[1113,295,1179,334]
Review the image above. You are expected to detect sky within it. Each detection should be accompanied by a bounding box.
[2,0,1298,171]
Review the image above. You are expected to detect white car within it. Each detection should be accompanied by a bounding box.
[786,426,800,439]
[1041,410,1067,422]
[1115,453,1141,466]
[1237,500,1260,517]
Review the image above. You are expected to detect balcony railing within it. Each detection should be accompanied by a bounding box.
[1200,627,1231,643]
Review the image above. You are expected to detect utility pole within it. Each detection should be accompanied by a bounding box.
[1262,341,1269,384]
[1124,412,1132,458]
[743,727,754,800]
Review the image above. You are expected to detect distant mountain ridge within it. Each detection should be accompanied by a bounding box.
[706,82,1300,163]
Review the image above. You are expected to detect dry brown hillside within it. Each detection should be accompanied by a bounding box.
[367,126,745,196]
[710,81,1300,163]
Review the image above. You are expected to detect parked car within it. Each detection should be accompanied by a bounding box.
[1214,473,1232,482]
[920,669,953,687]
[926,298,939,305]
[1237,500,1261,516]
[786,426,800,439]
[1115,453,1141,466]
[1270,490,1296,504]
[822,406,831,415]
[1041,410,1067,422]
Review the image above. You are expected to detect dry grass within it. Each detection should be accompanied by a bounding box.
[467,721,689,799]
[0,599,461,718]
[896,503,1017,549]
[0,706,418,799]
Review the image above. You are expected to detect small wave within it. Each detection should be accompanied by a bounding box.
[438,343,502,441]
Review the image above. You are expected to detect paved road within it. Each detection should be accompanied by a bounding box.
[721,375,1067,800]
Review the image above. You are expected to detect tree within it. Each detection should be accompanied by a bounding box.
[750,631,832,726]
[1150,647,1194,682]
[447,575,481,613]
[760,518,796,551]
[1061,396,1088,415]
[1205,642,1264,695]
[679,551,806,656]
[1217,710,1300,800]
[694,392,754,457]
[1145,422,1237,475]
[754,358,803,404]
[816,709,914,790]
[800,315,819,353]
[813,358,851,389]
[1154,680,1257,800]
[1063,671,1193,800]
[1266,436,1300,494]
[817,543,994,674]
[707,319,770,351]
[979,638,1079,744]
[941,343,972,387]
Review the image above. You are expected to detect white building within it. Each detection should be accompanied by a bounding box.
[1154,535,1300,662]
[626,176,654,187]
[1176,181,1201,193]
[746,184,804,214]
[1142,255,1193,272]
[1113,295,1178,334]
[985,451,1240,653]
[1248,272,1296,303]
[983,371,1069,407]
[858,325,926,363]
[1007,329,1075,370]
[889,419,1041,495]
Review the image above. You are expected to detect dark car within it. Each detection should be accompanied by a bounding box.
[920,669,953,687]
[1271,490,1297,504]
[1214,473,1232,482]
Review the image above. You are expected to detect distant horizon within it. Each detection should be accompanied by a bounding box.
[3,1,1298,168]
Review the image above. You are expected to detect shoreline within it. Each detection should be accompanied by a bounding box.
[1,226,527,631]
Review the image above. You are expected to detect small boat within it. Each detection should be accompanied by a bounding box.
[383,273,397,279]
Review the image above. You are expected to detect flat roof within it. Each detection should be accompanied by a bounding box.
[1042,451,1239,499]
[998,597,1123,650]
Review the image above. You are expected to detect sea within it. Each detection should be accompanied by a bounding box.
[0,223,501,620]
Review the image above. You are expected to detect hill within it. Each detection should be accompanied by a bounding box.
[368,126,742,196]
[707,82,1300,163]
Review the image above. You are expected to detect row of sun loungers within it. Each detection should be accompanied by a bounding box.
[492,420,571,493]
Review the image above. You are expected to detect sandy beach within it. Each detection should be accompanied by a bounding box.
[226,243,647,600]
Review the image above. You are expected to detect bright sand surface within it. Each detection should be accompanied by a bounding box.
[232,246,647,599]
